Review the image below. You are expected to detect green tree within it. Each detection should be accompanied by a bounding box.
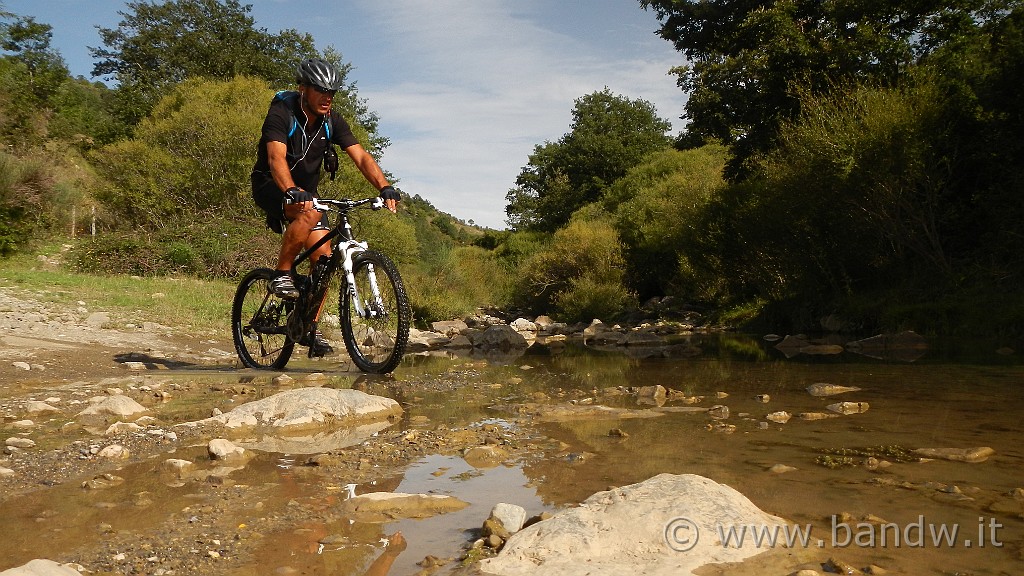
[1,14,67,99]
[90,0,317,124]
[48,77,128,147]
[506,88,672,232]
[605,145,729,301]
[639,0,1012,177]
[90,75,271,226]
[0,12,69,146]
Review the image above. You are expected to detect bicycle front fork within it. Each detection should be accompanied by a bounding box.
[347,263,386,320]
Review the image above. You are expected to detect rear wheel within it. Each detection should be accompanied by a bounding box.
[340,250,411,373]
[232,268,294,369]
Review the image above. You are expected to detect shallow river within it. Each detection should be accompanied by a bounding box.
[3,333,1023,575]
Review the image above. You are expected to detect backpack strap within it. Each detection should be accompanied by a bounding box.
[274,91,301,138]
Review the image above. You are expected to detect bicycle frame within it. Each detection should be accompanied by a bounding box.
[287,198,388,345]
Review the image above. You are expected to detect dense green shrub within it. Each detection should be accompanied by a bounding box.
[91,76,269,225]
[687,77,966,326]
[605,144,729,301]
[0,152,53,255]
[513,213,635,323]
[406,245,512,324]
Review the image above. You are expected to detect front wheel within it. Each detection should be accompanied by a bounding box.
[232,268,295,369]
[340,250,411,373]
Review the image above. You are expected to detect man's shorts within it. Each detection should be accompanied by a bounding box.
[251,172,328,233]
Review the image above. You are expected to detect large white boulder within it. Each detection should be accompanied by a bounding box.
[480,473,787,576]
[188,387,401,431]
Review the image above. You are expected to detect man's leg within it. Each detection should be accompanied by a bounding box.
[277,202,322,271]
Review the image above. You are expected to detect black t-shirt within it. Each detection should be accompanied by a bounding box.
[252,91,359,194]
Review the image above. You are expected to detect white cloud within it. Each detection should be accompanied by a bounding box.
[347,0,687,229]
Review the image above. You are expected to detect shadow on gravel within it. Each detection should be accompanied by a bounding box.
[113,351,206,371]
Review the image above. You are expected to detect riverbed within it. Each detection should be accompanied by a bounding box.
[2,334,1022,575]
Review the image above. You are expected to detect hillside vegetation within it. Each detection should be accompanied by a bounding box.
[2,1,1022,339]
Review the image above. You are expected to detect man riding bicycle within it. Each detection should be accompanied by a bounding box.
[251,57,400,356]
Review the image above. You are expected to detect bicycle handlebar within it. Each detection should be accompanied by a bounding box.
[311,196,385,213]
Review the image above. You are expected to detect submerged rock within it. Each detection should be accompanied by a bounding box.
[766,411,792,424]
[913,447,995,463]
[846,331,928,362]
[806,383,862,397]
[337,492,469,522]
[827,401,870,415]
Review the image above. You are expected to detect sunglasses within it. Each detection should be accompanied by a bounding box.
[309,85,337,96]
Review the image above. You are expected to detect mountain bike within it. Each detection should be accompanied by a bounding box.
[231,196,411,373]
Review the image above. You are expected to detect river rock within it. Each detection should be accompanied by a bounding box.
[488,503,527,534]
[479,473,788,576]
[464,445,508,468]
[766,411,791,424]
[806,383,862,397]
[846,331,928,362]
[24,401,60,414]
[97,445,129,459]
[162,458,195,477]
[474,325,529,350]
[827,401,870,415]
[76,395,148,420]
[798,412,840,421]
[637,385,667,405]
[431,319,468,337]
[189,387,402,431]
[708,405,729,419]
[5,437,36,449]
[0,559,83,575]
[208,438,247,460]
[407,328,451,352]
[337,492,469,522]
[104,422,143,435]
[913,447,995,463]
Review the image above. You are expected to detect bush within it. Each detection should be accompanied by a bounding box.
[606,145,729,301]
[689,78,958,317]
[513,214,635,323]
[406,246,512,325]
[69,214,279,278]
[0,152,52,255]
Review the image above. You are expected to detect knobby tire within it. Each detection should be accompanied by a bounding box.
[340,250,411,373]
[232,268,294,369]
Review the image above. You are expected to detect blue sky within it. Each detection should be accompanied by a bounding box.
[4,0,688,229]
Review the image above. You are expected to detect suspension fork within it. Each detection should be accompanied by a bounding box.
[338,239,386,319]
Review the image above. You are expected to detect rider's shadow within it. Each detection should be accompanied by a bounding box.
[113,351,201,371]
